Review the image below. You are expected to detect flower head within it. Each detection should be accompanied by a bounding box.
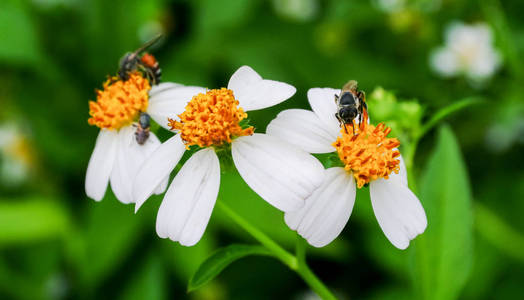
[333,120,400,188]
[168,88,254,149]
[267,87,426,249]
[88,72,150,130]
[132,66,325,246]
[85,72,172,203]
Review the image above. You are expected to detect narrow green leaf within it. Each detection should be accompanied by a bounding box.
[417,97,484,139]
[474,202,524,263]
[411,125,474,300]
[0,199,69,247]
[188,244,272,292]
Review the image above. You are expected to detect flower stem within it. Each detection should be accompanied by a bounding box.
[217,201,297,269]
[295,237,338,300]
[217,201,337,300]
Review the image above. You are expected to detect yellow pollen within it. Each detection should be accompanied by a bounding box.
[88,72,150,130]
[333,118,401,188]
[168,88,254,149]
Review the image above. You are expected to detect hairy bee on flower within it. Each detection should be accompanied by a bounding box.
[334,80,367,134]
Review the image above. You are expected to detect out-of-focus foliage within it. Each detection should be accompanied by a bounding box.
[1,0,523,299]
[367,87,424,144]
[412,125,473,300]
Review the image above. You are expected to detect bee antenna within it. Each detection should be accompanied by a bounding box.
[133,34,163,55]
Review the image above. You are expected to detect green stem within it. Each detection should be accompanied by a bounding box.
[217,201,296,269]
[416,97,483,141]
[406,97,484,192]
[217,201,338,300]
[295,237,338,300]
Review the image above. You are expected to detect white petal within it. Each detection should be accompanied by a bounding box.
[153,176,169,195]
[370,178,427,250]
[307,88,342,136]
[155,148,220,246]
[147,86,206,130]
[110,126,166,204]
[149,82,184,97]
[285,168,356,247]
[232,133,324,211]
[85,129,118,201]
[109,126,135,204]
[266,109,337,154]
[387,154,408,187]
[430,47,459,77]
[133,134,186,211]
[227,66,296,111]
[142,134,169,195]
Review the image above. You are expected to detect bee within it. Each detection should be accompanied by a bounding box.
[334,80,367,134]
[134,112,151,145]
[118,34,162,85]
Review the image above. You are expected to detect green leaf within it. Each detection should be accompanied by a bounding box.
[411,125,474,300]
[0,199,69,247]
[188,244,272,292]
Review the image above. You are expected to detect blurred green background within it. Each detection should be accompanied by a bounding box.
[1,0,523,299]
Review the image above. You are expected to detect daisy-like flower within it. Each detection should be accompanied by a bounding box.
[266,88,427,249]
[85,72,176,203]
[132,66,324,246]
[430,21,501,83]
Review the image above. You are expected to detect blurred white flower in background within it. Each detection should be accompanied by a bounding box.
[373,0,441,14]
[374,0,406,13]
[0,123,34,186]
[272,0,319,22]
[430,21,502,84]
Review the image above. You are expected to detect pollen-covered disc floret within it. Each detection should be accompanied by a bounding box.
[168,88,254,149]
[88,72,151,130]
[333,118,401,188]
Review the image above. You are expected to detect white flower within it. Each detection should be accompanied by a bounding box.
[374,0,406,13]
[0,123,32,185]
[132,66,325,246]
[85,74,174,203]
[266,88,427,249]
[430,21,501,83]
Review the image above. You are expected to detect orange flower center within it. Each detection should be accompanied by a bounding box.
[333,118,401,188]
[88,72,150,130]
[168,88,254,149]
